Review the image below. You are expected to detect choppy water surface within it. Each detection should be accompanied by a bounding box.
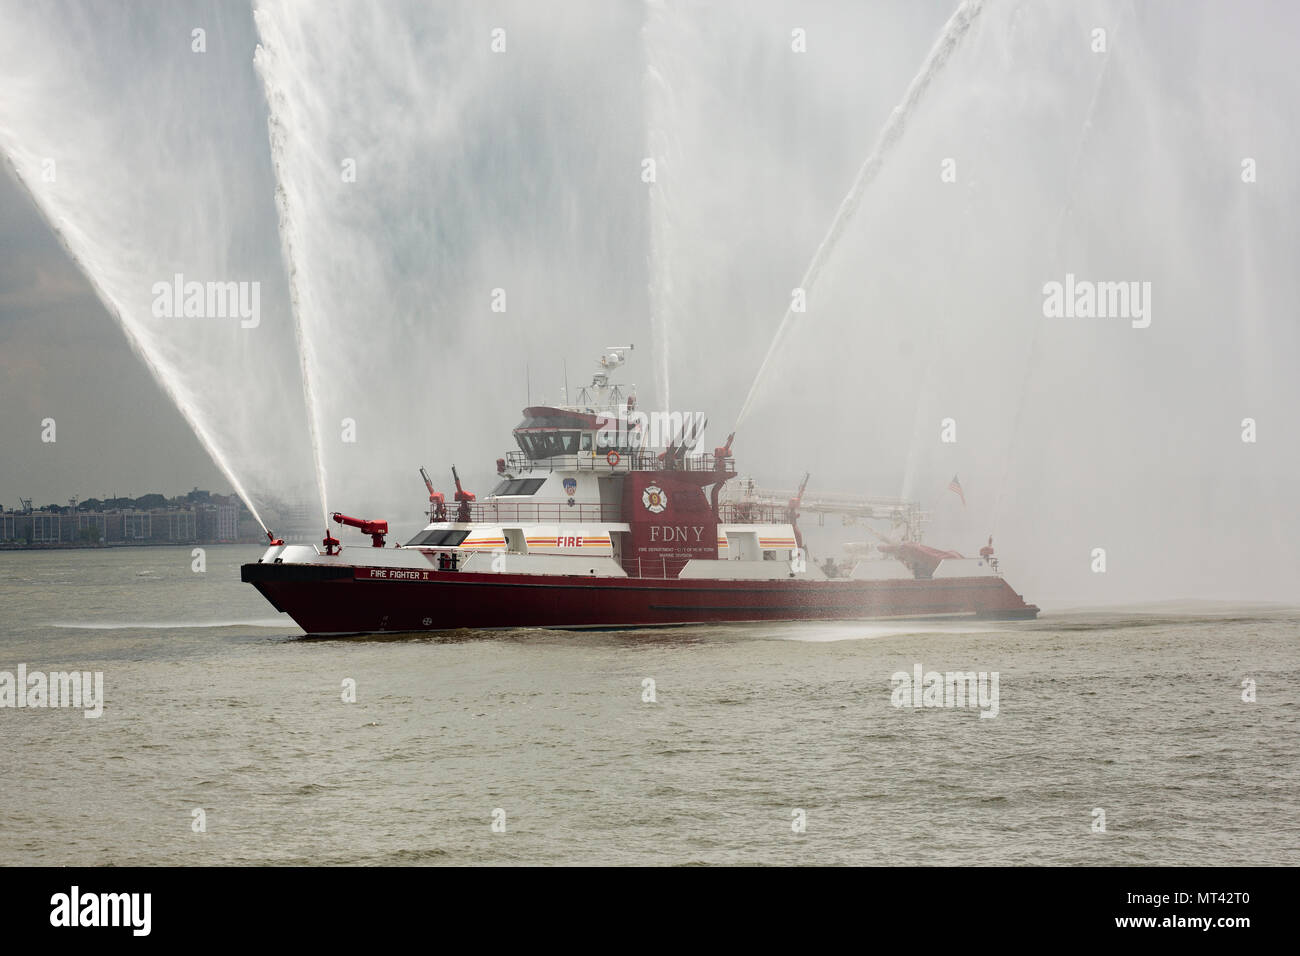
[1,546,1296,865]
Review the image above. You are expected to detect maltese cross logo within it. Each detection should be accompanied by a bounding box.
[642,485,668,514]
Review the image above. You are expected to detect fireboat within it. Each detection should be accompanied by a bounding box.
[242,347,1038,635]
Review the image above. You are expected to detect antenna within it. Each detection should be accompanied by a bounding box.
[526,364,531,406]
[563,359,569,406]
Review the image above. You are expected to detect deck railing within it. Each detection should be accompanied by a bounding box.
[443,499,794,526]
[717,503,796,525]
[504,450,734,475]
[449,501,622,523]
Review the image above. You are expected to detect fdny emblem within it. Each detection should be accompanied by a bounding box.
[641,485,668,514]
[563,478,577,496]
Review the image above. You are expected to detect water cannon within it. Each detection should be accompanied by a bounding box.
[451,465,475,522]
[979,534,998,571]
[788,472,811,513]
[451,466,476,501]
[787,472,811,551]
[266,529,285,547]
[714,432,735,467]
[322,530,341,555]
[679,414,706,451]
[331,511,389,548]
[419,466,447,521]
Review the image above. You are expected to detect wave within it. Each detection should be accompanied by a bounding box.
[49,619,295,630]
[760,621,1011,643]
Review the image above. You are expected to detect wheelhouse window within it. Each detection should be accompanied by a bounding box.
[489,478,547,497]
[515,430,580,459]
[405,529,471,548]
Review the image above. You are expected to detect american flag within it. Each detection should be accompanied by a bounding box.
[948,474,966,507]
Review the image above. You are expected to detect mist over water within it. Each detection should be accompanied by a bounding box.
[668,0,1300,605]
[735,0,986,430]
[2,1,1297,602]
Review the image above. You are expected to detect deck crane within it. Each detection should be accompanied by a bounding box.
[724,482,929,542]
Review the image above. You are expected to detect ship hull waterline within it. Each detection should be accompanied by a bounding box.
[242,562,1039,636]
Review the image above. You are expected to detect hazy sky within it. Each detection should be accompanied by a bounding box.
[0,172,227,504]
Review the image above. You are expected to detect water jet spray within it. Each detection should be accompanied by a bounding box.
[732,0,986,436]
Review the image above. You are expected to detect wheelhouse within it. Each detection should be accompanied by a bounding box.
[511,406,641,461]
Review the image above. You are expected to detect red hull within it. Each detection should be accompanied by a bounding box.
[242,563,1039,635]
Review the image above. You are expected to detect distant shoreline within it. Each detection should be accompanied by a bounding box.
[0,539,311,552]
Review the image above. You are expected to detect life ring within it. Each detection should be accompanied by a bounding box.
[606,450,621,467]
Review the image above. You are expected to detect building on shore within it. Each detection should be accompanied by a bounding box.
[0,495,258,548]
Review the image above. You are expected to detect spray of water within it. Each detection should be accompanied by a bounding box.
[643,0,682,411]
[258,52,332,531]
[1,161,270,533]
[250,0,647,525]
[0,4,316,531]
[7,1,1298,606]
[987,12,1123,532]
[742,0,1300,603]
[733,0,985,432]
[892,1,1127,513]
